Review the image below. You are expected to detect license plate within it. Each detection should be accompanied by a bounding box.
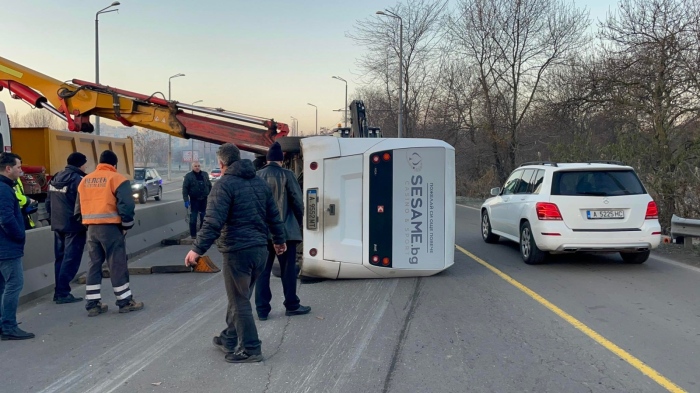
[587,210,624,219]
[306,189,318,230]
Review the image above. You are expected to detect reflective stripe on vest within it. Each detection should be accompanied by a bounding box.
[83,212,120,220]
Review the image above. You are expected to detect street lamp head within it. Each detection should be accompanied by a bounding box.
[377,9,400,20]
[97,1,120,16]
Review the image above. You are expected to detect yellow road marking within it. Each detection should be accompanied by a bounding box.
[455,244,687,393]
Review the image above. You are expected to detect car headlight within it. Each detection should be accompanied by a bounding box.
[131,183,144,189]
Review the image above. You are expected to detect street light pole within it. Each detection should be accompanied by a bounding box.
[332,76,348,127]
[376,10,403,138]
[167,73,185,181]
[190,100,203,164]
[307,103,317,135]
[95,1,120,136]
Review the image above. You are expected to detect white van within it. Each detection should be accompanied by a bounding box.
[299,136,456,279]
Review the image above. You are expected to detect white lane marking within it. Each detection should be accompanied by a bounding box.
[457,203,480,211]
[36,286,224,393]
[650,254,700,274]
[87,298,225,393]
[329,279,399,393]
[164,187,183,194]
[291,280,399,393]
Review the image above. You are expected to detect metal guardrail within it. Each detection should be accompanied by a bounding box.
[670,214,700,239]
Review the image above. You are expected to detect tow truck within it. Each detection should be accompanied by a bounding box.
[1,56,456,279]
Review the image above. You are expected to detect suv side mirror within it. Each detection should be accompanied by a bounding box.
[146,176,153,181]
[490,187,501,196]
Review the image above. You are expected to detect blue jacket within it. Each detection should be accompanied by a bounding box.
[45,165,87,233]
[192,159,285,255]
[0,175,26,260]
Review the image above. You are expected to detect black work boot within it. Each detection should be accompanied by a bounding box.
[224,349,263,363]
[87,303,108,317]
[212,336,235,354]
[56,294,84,304]
[1,326,35,340]
[285,305,311,316]
[118,299,144,313]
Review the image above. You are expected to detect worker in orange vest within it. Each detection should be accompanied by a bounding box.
[75,150,143,317]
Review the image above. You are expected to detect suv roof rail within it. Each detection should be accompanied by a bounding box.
[518,161,558,168]
[587,160,625,166]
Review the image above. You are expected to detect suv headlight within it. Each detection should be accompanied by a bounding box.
[131,183,144,189]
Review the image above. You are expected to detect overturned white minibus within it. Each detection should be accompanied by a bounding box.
[298,137,455,279]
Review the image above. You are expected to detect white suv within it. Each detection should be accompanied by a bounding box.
[480,161,661,264]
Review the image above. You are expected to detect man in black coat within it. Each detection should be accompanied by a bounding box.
[255,142,310,320]
[182,162,212,239]
[45,153,89,304]
[184,143,286,363]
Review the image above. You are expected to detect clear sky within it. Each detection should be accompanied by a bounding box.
[1,0,615,135]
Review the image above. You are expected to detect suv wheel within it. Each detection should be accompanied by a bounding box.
[154,187,163,201]
[481,211,500,243]
[520,221,547,265]
[138,190,147,204]
[620,251,650,264]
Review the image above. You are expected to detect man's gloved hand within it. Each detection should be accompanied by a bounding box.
[184,201,190,209]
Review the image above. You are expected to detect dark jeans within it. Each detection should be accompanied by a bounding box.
[189,199,206,237]
[0,257,24,331]
[54,231,87,298]
[219,246,267,355]
[255,241,300,316]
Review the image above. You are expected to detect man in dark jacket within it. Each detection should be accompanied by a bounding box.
[182,162,212,239]
[184,143,286,363]
[45,152,89,304]
[255,142,310,320]
[0,152,34,340]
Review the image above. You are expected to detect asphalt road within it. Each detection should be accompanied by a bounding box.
[2,205,698,392]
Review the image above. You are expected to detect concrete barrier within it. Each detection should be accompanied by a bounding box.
[19,200,188,304]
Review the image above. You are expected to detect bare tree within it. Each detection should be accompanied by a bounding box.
[447,0,590,181]
[11,108,63,130]
[348,0,448,137]
[589,0,700,225]
[132,129,168,167]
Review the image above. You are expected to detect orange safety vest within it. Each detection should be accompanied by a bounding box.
[78,163,128,225]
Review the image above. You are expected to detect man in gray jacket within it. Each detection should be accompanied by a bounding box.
[255,142,310,320]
